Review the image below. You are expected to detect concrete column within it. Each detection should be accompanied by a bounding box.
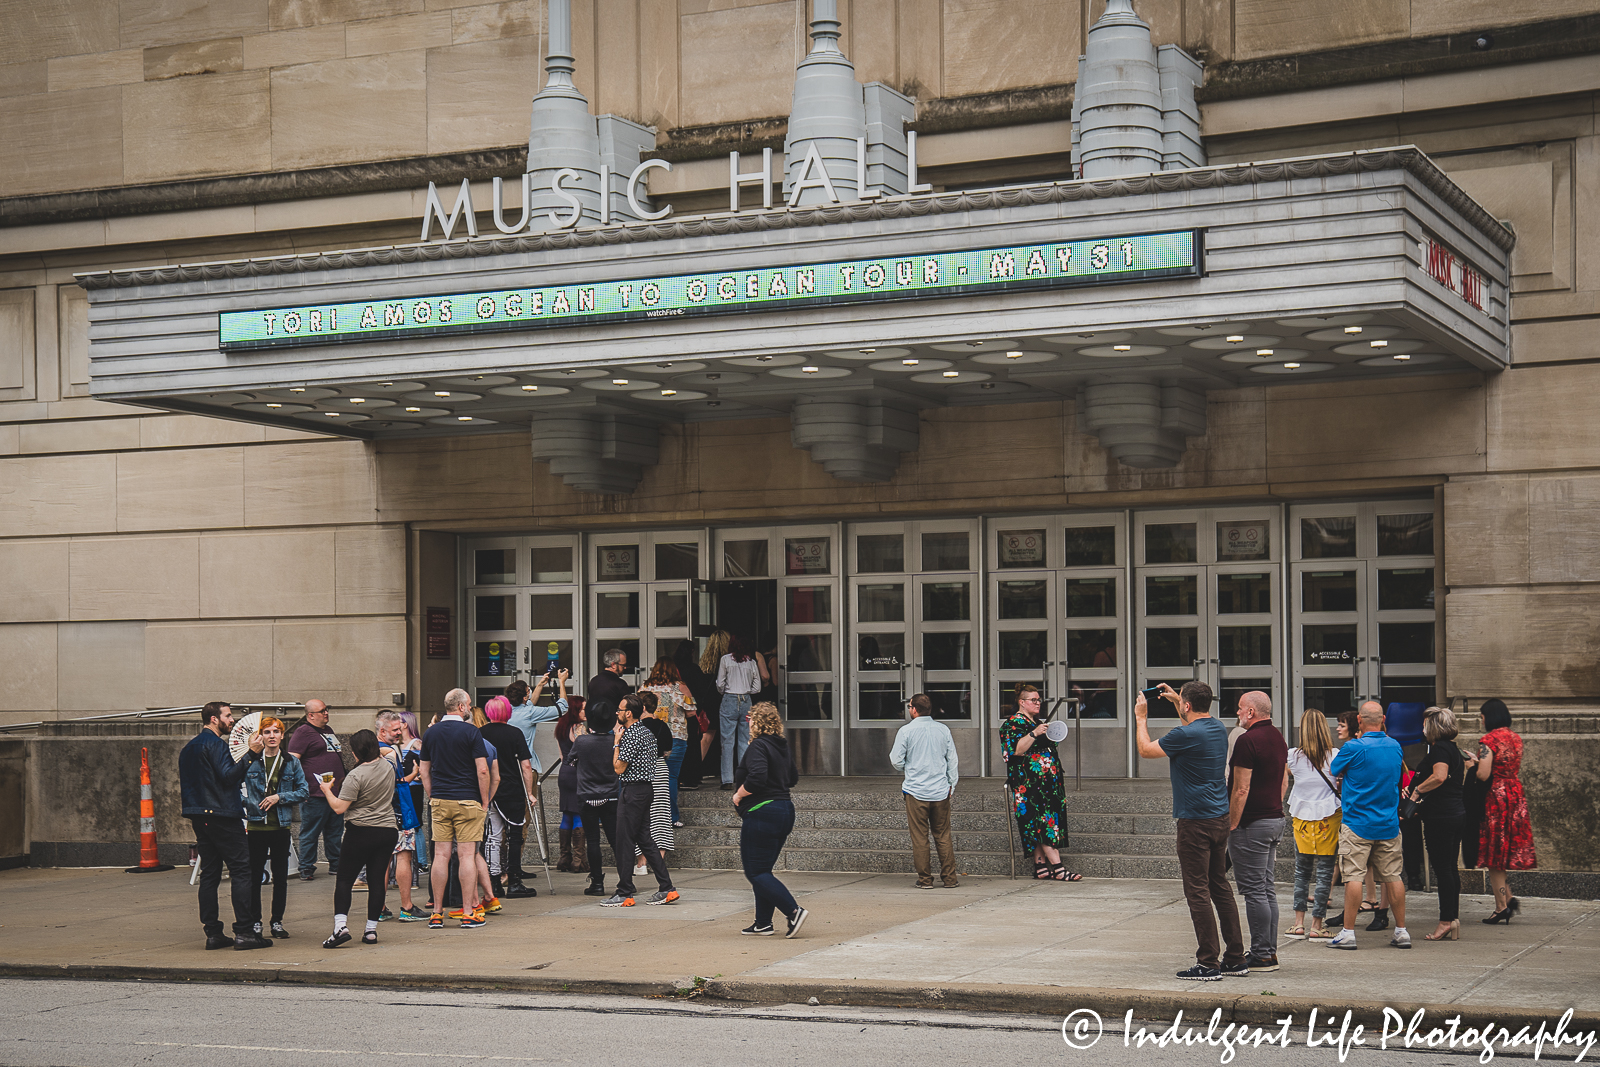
[783,0,869,205]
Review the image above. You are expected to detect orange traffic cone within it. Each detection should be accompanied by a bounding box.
[125,747,175,874]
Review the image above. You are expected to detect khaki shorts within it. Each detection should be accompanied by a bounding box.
[430,798,486,843]
[1338,824,1403,883]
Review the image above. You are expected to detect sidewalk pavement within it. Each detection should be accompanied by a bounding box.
[3,865,1596,1028]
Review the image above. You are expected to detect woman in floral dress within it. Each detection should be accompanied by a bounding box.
[1000,684,1081,881]
[1471,699,1536,923]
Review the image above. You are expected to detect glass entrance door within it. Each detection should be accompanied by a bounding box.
[989,515,1129,778]
[848,520,980,775]
[1291,502,1438,724]
[714,524,841,774]
[1135,508,1282,777]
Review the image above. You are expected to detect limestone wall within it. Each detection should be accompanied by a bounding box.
[5,0,1598,199]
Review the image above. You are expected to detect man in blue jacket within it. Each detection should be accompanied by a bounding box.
[179,701,265,950]
[1328,701,1410,950]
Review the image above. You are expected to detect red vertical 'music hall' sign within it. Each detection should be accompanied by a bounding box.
[1425,238,1485,312]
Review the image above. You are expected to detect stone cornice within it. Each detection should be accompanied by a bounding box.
[75,148,1514,291]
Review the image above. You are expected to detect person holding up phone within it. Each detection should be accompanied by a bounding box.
[1135,681,1246,981]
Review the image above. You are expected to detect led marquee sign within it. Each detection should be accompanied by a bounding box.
[218,230,1201,351]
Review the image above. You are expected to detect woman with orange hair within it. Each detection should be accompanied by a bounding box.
[243,716,309,939]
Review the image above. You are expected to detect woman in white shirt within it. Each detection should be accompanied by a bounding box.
[715,634,769,790]
[1282,709,1341,939]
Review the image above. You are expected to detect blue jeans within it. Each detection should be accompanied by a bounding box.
[1293,852,1337,920]
[297,796,344,875]
[666,738,687,823]
[740,797,798,928]
[719,693,752,784]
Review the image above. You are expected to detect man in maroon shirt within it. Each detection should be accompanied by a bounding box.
[1227,691,1288,973]
[288,699,345,879]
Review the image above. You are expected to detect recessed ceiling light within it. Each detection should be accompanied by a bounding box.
[348,398,366,404]
[561,369,579,375]
[379,381,393,386]
[902,359,919,366]
[980,382,996,389]
[1005,350,1023,358]
[520,385,539,392]
[456,415,473,421]
[757,355,773,362]
[966,341,984,347]
[1226,335,1245,343]
[434,391,451,397]
[858,348,876,355]
[1393,354,1412,361]
[1256,349,1274,357]
[661,389,677,396]
[942,370,960,378]
[289,387,306,393]
[707,400,722,407]
[1370,340,1388,348]
[265,403,282,409]
[706,373,721,381]
[1113,345,1132,352]
[802,366,820,373]
[612,378,629,385]
[656,362,673,368]
[1284,362,1302,369]
[405,407,421,412]
[323,411,342,417]
[1344,326,1363,334]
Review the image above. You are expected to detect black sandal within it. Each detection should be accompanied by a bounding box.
[1033,861,1051,880]
[1049,864,1084,882]
[362,930,378,944]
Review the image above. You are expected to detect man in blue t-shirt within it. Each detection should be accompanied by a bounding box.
[1327,700,1410,950]
[1136,681,1245,982]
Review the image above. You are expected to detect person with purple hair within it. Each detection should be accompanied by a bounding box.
[480,695,535,902]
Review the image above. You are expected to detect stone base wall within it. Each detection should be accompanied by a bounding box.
[11,715,1599,883]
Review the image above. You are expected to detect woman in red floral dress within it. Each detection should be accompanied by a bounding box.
[1471,699,1536,923]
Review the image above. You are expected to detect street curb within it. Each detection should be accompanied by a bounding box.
[0,962,682,1000]
[701,976,1600,1031]
[4,961,1598,1034]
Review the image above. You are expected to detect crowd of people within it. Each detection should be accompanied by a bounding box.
[175,627,810,948]
[176,648,1537,969]
[1123,683,1537,981]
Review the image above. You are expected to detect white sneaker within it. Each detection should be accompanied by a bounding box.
[1390,929,1412,949]
[1328,930,1359,950]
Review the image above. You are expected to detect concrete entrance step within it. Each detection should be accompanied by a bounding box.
[670,777,1296,881]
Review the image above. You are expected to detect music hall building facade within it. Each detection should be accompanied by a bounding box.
[1,0,1597,874]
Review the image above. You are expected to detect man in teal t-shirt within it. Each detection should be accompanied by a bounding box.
[1136,681,1245,982]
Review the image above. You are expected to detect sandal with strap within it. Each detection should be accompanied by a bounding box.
[362,930,378,944]
[1033,861,1052,880]
[1049,864,1084,882]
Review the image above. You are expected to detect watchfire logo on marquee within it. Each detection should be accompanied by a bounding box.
[217,230,1201,350]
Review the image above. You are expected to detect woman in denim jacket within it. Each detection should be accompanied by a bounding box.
[243,717,309,938]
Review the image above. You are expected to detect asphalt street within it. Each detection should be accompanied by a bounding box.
[0,978,1502,1067]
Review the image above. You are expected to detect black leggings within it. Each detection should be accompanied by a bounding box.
[580,801,618,881]
[333,824,398,923]
[248,827,291,925]
[1422,816,1464,922]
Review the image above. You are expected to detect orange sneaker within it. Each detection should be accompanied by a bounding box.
[485,897,502,914]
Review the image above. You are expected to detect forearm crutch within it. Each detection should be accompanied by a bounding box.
[518,768,554,894]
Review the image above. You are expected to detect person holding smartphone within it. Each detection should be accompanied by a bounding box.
[1135,681,1246,981]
